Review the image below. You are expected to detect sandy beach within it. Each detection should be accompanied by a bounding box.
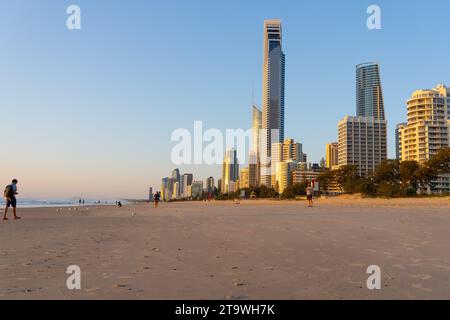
[1,197,449,300]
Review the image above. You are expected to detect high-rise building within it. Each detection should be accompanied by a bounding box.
[239,168,250,189]
[191,181,204,199]
[222,148,239,193]
[217,178,222,194]
[160,177,170,201]
[398,87,449,162]
[338,116,387,176]
[249,105,262,187]
[433,84,450,120]
[182,173,193,198]
[206,176,215,195]
[275,160,297,193]
[171,168,181,198]
[173,182,180,200]
[252,105,263,155]
[261,19,285,187]
[395,123,407,160]
[248,152,259,188]
[325,142,339,169]
[397,85,450,193]
[282,138,305,162]
[271,138,306,187]
[356,62,385,120]
[149,187,153,201]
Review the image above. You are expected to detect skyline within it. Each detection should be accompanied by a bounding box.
[2,0,450,198]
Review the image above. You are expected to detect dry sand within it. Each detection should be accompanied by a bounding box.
[0,197,449,300]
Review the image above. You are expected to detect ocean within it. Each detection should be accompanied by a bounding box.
[0,198,128,208]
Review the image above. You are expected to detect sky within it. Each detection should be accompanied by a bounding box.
[1,0,449,199]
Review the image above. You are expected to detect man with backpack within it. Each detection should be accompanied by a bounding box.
[3,179,21,221]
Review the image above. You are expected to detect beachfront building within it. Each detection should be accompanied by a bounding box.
[248,152,259,188]
[206,176,215,195]
[325,142,339,170]
[398,86,449,162]
[191,181,204,199]
[271,138,307,187]
[275,160,298,193]
[148,187,153,202]
[221,148,239,193]
[239,168,250,189]
[397,85,450,193]
[261,19,285,187]
[217,178,222,194]
[182,173,193,198]
[338,116,387,176]
[171,169,181,198]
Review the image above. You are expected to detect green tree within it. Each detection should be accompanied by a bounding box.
[335,165,361,194]
[399,160,420,196]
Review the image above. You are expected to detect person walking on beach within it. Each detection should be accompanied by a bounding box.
[306,184,314,208]
[3,179,21,220]
[154,192,160,208]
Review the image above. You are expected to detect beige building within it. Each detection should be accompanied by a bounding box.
[325,142,339,170]
[239,168,250,189]
[271,138,306,186]
[397,85,450,193]
[338,116,387,176]
[275,160,298,193]
[398,86,449,162]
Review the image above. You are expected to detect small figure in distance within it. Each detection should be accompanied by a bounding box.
[154,192,160,208]
[306,184,314,208]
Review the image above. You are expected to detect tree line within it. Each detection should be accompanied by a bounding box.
[317,148,450,198]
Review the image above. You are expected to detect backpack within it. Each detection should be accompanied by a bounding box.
[4,185,14,198]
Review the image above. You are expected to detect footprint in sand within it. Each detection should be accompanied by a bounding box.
[412,283,432,292]
[411,274,431,280]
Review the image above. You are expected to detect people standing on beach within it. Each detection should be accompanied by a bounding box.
[306,185,314,208]
[3,179,21,221]
[117,201,122,208]
[79,199,82,206]
[154,192,160,208]
[82,199,85,206]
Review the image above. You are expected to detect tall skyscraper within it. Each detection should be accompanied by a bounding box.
[337,63,387,175]
[325,142,339,169]
[249,105,262,187]
[171,168,181,198]
[338,116,387,176]
[160,177,169,201]
[182,173,193,198]
[356,62,385,120]
[221,148,239,193]
[261,19,285,187]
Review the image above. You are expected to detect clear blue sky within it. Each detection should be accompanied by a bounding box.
[1,0,449,198]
